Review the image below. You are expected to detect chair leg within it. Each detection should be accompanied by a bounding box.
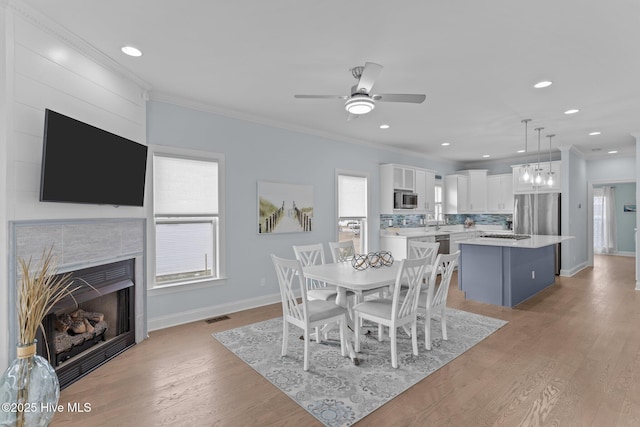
[378,324,384,342]
[315,326,321,343]
[282,321,289,356]
[425,315,432,350]
[339,316,347,357]
[354,313,361,352]
[441,311,448,341]
[390,327,398,368]
[411,321,418,356]
[303,329,310,371]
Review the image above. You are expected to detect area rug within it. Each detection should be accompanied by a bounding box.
[212,308,507,426]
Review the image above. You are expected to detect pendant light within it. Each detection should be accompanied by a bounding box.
[534,127,544,185]
[520,119,532,183]
[546,134,555,186]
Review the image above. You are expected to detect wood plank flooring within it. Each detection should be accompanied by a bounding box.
[51,255,640,426]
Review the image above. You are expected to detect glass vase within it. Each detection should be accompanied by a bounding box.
[0,342,60,427]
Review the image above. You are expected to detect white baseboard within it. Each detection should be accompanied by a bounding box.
[595,251,636,257]
[147,292,282,332]
[560,261,589,277]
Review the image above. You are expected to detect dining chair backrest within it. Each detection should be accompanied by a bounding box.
[292,243,327,290]
[328,240,356,263]
[425,251,459,309]
[408,240,440,265]
[391,257,429,321]
[271,254,308,327]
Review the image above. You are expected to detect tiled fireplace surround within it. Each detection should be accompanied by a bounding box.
[8,219,147,373]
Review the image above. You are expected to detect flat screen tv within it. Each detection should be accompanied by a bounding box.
[40,109,148,207]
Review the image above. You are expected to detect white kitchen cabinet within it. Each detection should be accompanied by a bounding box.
[512,160,561,194]
[465,170,487,212]
[381,164,436,214]
[415,169,436,213]
[380,235,436,260]
[487,174,514,213]
[393,166,415,190]
[444,174,468,214]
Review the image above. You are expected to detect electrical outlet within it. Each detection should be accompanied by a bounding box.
[259,277,266,286]
[531,270,535,279]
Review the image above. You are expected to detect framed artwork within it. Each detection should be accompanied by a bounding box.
[623,204,636,213]
[258,181,313,234]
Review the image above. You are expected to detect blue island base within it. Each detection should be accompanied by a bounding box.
[459,243,556,307]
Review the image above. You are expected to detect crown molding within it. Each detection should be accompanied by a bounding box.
[148,90,457,167]
[7,0,151,91]
[557,144,586,159]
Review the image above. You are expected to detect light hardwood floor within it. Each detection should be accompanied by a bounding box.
[51,255,640,426]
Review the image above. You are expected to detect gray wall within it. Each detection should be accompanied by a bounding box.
[145,100,459,328]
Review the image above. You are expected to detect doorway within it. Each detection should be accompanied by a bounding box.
[587,180,636,267]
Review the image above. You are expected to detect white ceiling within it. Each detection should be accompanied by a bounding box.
[20,0,640,163]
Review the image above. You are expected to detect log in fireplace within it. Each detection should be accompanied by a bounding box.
[36,259,136,390]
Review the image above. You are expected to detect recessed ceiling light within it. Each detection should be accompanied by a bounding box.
[441,142,450,146]
[608,150,618,154]
[589,131,601,136]
[379,124,390,129]
[517,149,525,153]
[121,46,142,57]
[534,80,553,89]
[482,154,490,158]
[564,109,580,115]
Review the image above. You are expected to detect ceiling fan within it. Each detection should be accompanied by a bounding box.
[294,62,426,119]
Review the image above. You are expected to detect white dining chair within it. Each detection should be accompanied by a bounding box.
[271,254,348,371]
[418,251,459,350]
[293,243,339,302]
[396,240,440,291]
[328,240,356,263]
[353,257,428,368]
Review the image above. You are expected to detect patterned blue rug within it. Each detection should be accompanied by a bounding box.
[212,308,507,426]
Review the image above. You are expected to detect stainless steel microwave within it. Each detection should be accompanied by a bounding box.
[394,191,418,209]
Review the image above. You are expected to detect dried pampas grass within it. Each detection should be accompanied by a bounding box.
[17,247,81,346]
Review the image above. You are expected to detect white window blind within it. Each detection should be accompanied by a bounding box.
[154,155,218,216]
[338,175,367,217]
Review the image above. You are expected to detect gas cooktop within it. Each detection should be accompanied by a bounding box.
[480,233,531,240]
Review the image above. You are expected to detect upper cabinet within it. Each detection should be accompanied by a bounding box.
[415,168,436,213]
[393,166,415,191]
[512,160,561,194]
[380,164,436,214]
[487,174,514,213]
[444,174,468,214]
[444,170,488,214]
[465,170,487,212]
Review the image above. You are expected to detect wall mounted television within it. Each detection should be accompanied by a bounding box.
[39,109,148,207]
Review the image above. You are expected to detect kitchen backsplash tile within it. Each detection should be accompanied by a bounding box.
[380,213,512,229]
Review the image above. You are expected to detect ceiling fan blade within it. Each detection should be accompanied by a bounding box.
[356,62,383,94]
[294,94,349,99]
[373,93,426,103]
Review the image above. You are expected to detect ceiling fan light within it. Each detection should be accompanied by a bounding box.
[345,96,375,115]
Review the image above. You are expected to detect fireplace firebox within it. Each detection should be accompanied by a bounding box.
[36,259,136,389]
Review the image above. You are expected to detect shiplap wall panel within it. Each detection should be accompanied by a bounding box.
[14,51,144,130]
[8,13,147,221]
[13,17,145,111]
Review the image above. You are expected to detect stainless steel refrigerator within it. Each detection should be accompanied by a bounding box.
[513,193,561,274]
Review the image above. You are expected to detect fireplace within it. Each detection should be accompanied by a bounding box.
[36,259,136,389]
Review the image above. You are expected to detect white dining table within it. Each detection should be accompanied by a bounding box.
[303,261,401,364]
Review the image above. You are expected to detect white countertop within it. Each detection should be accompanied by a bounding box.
[457,234,574,249]
[380,225,512,238]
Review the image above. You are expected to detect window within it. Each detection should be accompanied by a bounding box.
[434,180,444,222]
[337,172,368,253]
[153,152,223,286]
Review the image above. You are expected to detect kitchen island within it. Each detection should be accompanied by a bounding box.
[457,234,574,307]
